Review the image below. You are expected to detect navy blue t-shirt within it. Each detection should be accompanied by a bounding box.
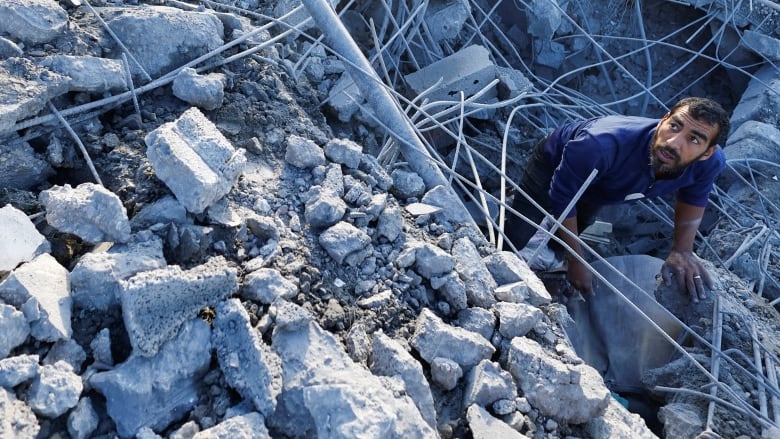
[542,115,726,218]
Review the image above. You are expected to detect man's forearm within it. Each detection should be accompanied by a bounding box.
[557,216,584,260]
[672,200,706,253]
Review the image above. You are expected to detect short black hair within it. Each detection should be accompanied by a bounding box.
[669,97,730,148]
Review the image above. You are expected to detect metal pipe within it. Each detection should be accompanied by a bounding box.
[706,294,723,430]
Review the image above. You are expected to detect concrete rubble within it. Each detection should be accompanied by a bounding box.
[0,0,778,438]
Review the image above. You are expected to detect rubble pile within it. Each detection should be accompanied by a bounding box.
[1,0,779,438]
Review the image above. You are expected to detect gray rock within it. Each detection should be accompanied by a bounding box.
[431,357,463,390]
[494,302,543,339]
[345,323,371,365]
[28,361,82,418]
[0,0,67,44]
[467,404,529,439]
[421,185,472,224]
[326,74,362,122]
[508,337,609,424]
[120,256,237,357]
[729,64,780,131]
[71,232,166,311]
[457,307,496,341]
[0,304,29,359]
[391,169,426,200]
[723,120,780,188]
[324,138,363,169]
[0,253,71,342]
[43,338,86,372]
[192,412,269,439]
[90,319,212,437]
[376,204,404,242]
[172,67,226,111]
[0,387,39,438]
[213,299,282,417]
[359,154,393,191]
[453,237,496,307]
[658,403,704,439]
[90,328,113,369]
[411,308,495,369]
[39,55,127,93]
[0,36,22,58]
[318,221,373,267]
[241,268,298,304]
[413,242,455,279]
[0,354,39,388]
[496,66,533,100]
[145,107,246,214]
[463,359,517,408]
[584,398,657,439]
[424,0,471,42]
[0,142,53,192]
[40,183,131,244]
[304,186,346,229]
[0,58,69,134]
[67,397,99,439]
[285,134,325,169]
[130,196,190,229]
[0,204,50,273]
[484,251,551,306]
[741,30,780,62]
[101,6,224,77]
[433,271,468,312]
[370,331,437,429]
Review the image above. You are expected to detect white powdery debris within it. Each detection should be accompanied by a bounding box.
[0,204,50,273]
[27,360,82,418]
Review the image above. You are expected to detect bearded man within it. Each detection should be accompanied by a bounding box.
[504,97,730,301]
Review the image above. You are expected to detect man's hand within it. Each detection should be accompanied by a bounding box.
[661,249,712,302]
[566,256,594,295]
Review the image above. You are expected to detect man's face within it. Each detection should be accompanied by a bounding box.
[650,105,719,179]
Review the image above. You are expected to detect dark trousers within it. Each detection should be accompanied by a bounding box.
[503,138,600,252]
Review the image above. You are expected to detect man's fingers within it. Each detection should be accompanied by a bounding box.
[701,270,714,290]
[693,275,706,300]
[687,275,699,303]
[661,265,673,287]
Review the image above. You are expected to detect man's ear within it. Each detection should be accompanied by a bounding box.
[697,145,717,161]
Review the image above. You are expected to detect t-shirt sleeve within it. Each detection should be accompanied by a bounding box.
[548,133,611,218]
[676,147,726,207]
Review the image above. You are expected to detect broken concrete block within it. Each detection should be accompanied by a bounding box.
[67,397,99,439]
[431,357,463,390]
[421,185,473,224]
[484,251,552,306]
[526,0,563,40]
[467,404,528,439]
[213,299,282,417]
[376,203,403,242]
[508,337,610,424]
[39,55,128,93]
[0,387,39,437]
[101,6,224,77]
[192,412,269,439]
[723,120,780,187]
[391,169,426,200]
[0,58,70,134]
[453,237,497,308]
[326,73,362,123]
[0,204,50,273]
[412,242,455,279]
[405,45,497,103]
[40,183,131,244]
[658,402,704,439]
[463,360,518,408]
[172,67,226,111]
[145,107,246,214]
[90,318,212,437]
[0,142,53,191]
[241,268,297,304]
[496,66,533,99]
[120,256,237,357]
[729,64,780,131]
[741,30,780,62]
[411,308,495,369]
[424,0,471,42]
[285,134,326,169]
[0,36,22,58]
[304,186,346,229]
[457,307,496,341]
[0,253,71,342]
[71,232,165,311]
[0,305,30,360]
[370,331,437,429]
[494,281,530,303]
[324,138,363,169]
[494,301,543,339]
[28,361,82,418]
[0,0,68,44]
[318,221,373,267]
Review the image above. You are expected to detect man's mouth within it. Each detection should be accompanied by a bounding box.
[656,147,677,164]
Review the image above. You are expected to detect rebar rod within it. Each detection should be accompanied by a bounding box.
[47,102,103,186]
[753,322,769,419]
[83,0,151,82]
[707,294,724,430]
[767,356,780,424]
[723,225,769,269]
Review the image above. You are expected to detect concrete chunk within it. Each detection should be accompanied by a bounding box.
[213,299,282,417]
[39,55,128,93]
[463,359,517,408]
[0,305,29,360]
[0,387,39,438]
[285,134,325,169]
[0,57,69,135]
[494,301,543,339]
[192,412,269,439]
[28,361,82,418]
[318,221,373,267]
[39,183,131,244]
[145,107,246,214]
[0,204,50,274]
[484,251,551,306]
[0,253,71,342]
[67,397,99,439]
[120,256,237,357]
[405,45,496,103]
[241,268,298,304]
[0,142,53,191]
[411,308,495,369]
[0,354,39,387]
[172,67,226,111]
[0,0,68,44]
[453,237,496,307]
[424,0,471,42]
[467,404,529,439]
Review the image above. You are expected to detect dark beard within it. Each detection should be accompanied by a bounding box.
[650,145,685,179]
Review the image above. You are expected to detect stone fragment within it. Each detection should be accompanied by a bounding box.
[376,204,403,242]
[405,45,496,103]
[453,237,496,307]
[0,387,39,438]
[172,67,226,111]
[213,299,282,417]
[370,331,437,428]
[0,204,50,273]
[741,30,780,62]
[457,307,496,341]
[130,196,190,229]
[285,134,325,169]
[28,361,82,418]
[494,281,530,303]
[318,222,373,267]
[43,338,86,371]
[39,183,131,244]
[424,0,470,42]
[411,308,494,369]
[241,268,298,304]
[0,142,53,191]
[71,232,166,311]
[391,169,426,200]
[729,64,780,131]
[0,304,29,359]
[658,403,704,439]
[145,107,246,214]
[467,404,529,439]
[120,256,237,356]
[431,357,463,390]
[192,412,269,439]
[0,0,68,44]
[0,58,69,134]
[0,354,39,388]
[304,186,346,229]
[508,337,609,424]
[0,253,71,342]
[67,397,99,439]
[90,319,212,437]
[324,138,363,169]
[463,359,517,408]
[413,242,455,280]
[494,301,543,339]
[484,251,551,305]
[39,55,127,93]
[421,185,473,224]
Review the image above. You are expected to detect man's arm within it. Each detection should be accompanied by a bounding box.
[558,216,593,295]
[661,200,711,301]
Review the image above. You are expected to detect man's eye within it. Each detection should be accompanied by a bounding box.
[691,137,700,144]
